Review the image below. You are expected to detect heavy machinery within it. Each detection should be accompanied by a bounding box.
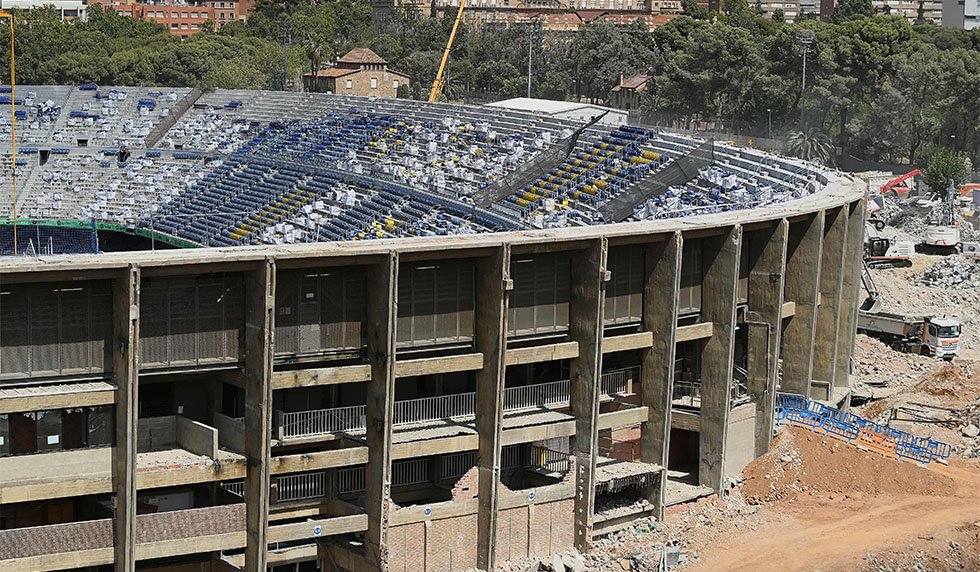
[920,180,961,254]
[428,0,467,102]
[864,221,913,268]
[858,261,961,360]
[880,169,920,196]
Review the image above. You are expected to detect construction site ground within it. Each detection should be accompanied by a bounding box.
[519,247,980,572]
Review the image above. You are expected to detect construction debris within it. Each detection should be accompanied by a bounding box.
[919,257,980,288]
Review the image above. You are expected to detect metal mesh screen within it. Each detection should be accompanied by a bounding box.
[599,139,715,223]
[0,223,98,256]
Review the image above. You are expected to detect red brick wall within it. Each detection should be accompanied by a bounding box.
[0,518,113,559]
[388,498,573,571]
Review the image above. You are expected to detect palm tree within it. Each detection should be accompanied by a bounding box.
[786,127,835,164]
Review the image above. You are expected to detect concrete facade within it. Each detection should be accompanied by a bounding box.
[0,176,864,572]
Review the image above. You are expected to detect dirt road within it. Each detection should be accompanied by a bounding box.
[686,460,980,572]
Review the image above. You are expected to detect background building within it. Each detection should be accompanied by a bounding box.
[90,0,253,37]
[943,0,980,28]
[0,0,86,19]
[379,0,680,30]
[304,48,409,98]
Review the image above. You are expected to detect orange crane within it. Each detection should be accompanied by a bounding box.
[428,0,467,103]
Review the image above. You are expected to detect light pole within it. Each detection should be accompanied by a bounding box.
[798,29,813,121]
[526,24,535,98]
[0,11,16,255]
[766,108,772,142]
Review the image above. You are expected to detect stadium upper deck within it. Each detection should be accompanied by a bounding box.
[0,85,833,249]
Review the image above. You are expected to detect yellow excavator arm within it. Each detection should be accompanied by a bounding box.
[428,0,467,103]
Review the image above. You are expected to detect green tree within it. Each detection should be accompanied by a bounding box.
[786,127,835,163]
[923,148,968,195]
[831,0,874,23]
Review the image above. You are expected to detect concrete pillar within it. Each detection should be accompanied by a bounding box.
[364,253,398,571]
[781,213,824,398]
[568,238,608,551]
[744,221,788,456]
[475,246,511,571]
[112,265,139,572]
[698,226,741,492]
[639,232,681,518]
[812,207,849,401]
[244,259,275,572]
[835,198,868,395]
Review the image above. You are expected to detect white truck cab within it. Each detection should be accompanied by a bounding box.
[924,316,961,360]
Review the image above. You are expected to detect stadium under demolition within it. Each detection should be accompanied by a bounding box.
[0,86,867,572]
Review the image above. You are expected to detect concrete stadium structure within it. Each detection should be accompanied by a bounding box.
[0,87,866,572]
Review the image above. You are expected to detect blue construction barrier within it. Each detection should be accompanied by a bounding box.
[774,393,951,465]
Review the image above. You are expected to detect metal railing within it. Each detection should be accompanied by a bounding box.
[600,367,634,396]
[441,451,477,480]
[394,392,475,425]
[275,471,328,503]
[281,405,366,439]
[672,378,701,407]
[529,445,571,474]
[392,458,429,487]
[279,368,640,439]
[337,466,366,495]
[503,379,570,410]
[221,480,245,498]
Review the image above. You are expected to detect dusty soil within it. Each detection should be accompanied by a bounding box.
[740,427,956,502]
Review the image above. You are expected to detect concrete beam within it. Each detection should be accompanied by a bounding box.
[568,238,607,551]
[244,259,276,572]
[270,354,483,390]
[112,265,140,572]
[639,232,681,517]
[363,253,398,572]
[391,434,478,459]
[270,448,369,474]
[676,322,713,342]
[744,220,788,457]
[698,226,741,492]
[812,206,848,400]
[835,199,867,394]
[780,301,796,318]
[504,341,579,365]
[602,331,653,354]
[272,365,371,390]
[0,384,115,415]
[475,246,510,571]
[781,212,824,397]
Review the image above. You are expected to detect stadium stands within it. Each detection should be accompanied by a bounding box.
[0,86,829,249]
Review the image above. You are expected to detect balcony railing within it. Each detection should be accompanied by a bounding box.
[529,445,571,474]
[276,471,328,503]
[673,366,753,409]
[281,404,364,438]
[279,367,639,439]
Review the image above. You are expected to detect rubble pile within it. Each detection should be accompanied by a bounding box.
[851,335,933,388]
[919,257,980,288]
[959,397,980,458]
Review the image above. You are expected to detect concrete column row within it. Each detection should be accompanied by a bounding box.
[103,197,864,571]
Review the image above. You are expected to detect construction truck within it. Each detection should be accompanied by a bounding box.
[858,261,961,360]
[920,180,961,254]
[864,221,913,268]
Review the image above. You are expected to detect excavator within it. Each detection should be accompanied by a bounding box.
[428,0,468,102]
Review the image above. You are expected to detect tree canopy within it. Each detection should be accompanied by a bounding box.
[0,2,978,167]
